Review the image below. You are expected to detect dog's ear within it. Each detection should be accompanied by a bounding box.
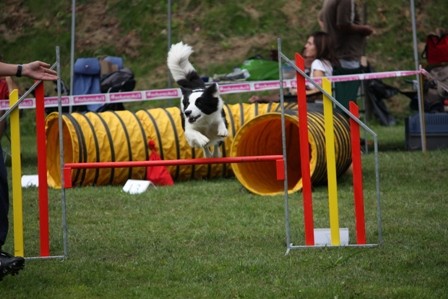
[204,83,219,98]
[180,87,192,97]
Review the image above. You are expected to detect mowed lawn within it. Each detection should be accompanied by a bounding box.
[0,122,447,298]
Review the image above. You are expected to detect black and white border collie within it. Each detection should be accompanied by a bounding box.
[167,42,228,158]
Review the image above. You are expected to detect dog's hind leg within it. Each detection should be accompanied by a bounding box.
[212,144,222,158]
[203,146,213,158]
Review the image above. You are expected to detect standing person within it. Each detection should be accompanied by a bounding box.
[0,59,57,280]
[319,0,373,109]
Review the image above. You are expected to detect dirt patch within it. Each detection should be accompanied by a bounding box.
[0,0,35,42]
[73,1,277,67]
[181,33,277,67]
[74,1,282,69]
[75,1,141,58]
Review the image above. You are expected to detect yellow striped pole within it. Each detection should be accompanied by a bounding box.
[9,89,24,257]
[322,78,340,246]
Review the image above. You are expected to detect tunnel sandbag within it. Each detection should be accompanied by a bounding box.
[46,110,148,188]
[230,112,352,196]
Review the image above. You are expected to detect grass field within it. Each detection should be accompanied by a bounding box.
[0,115,447,298]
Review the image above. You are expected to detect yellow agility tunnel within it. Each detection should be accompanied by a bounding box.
[46,102,289,188]
[230,112,352,195]
[45,103,351,195]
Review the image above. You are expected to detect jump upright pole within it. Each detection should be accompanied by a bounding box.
[349,101,367,244]
[10,89,24,257]
[322,78,341,246]
[35,82,50,257]
[295,53,314,246]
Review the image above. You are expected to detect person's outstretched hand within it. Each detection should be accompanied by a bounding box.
[23,61,58,81]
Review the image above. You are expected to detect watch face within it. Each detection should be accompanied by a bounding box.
[16,65,22,77]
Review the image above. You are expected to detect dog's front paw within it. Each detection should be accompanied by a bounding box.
[185,130,209,148]
[217,127,228,138]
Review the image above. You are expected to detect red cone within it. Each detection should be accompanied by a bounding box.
[146,140,174,186]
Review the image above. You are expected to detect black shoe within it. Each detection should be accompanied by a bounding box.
[0,251,25,280]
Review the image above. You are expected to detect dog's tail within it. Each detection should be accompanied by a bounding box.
[167,42,204,89]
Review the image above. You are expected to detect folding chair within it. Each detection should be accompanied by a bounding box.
[73,57,102,112]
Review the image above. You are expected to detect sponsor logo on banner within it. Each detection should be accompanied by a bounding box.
[146,89,179,99]
[288,80,297,88]
[73,94,106,104]
[20,98,35,108]
[0,100,10,109]
[219,83,251,93]
[45,96,70,106]
[254,81,281,90]
[110,92,143,102]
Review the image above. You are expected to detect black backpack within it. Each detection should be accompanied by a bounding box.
[100,67,136,93]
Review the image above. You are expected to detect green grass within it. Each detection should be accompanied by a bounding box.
[0,117,447,298]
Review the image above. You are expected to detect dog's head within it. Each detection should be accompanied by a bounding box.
[180,83,221,124]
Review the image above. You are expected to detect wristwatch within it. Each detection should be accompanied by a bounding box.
[16,64,23,77]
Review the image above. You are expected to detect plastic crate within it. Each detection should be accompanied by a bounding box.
[405,113,448,150]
